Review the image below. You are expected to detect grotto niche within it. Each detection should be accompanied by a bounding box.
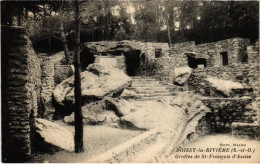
[186,52,207,68]
[80,43,142,76]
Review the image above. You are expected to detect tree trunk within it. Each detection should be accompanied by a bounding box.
[60,21,70,64]
[59,1,70,65]
[48,19,52,54]
[105,1,110,40]
[74,0,84,153]
[167,17,172,45]
[155,2,159,41]
[91,31,94,41]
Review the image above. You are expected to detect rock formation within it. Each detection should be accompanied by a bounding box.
[120,100,186,131]
[120,89,140,100]
[35,118,74,152]
[53,63,132,107]
[173,67,192,86]
[64,101,119,127]
[62,90,210,132]
[206,76,244,96]
[120,92,210,131]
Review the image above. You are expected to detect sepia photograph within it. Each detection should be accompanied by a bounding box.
[1,0,259,163]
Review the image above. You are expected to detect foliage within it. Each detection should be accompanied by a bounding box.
[2,1,259,52]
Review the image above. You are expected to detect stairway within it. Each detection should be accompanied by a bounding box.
[231,101,260,139]
[127,76,184,100]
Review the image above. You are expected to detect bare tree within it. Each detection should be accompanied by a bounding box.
[74,0,84,153]
[58,0,71,64]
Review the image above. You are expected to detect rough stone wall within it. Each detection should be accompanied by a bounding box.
[54,65,73,85]
[139,38,250,83]
[40,57,55,118]
[41,57,55,103]
[188,64,258,96]
[187,40,260,136]
[247,45,260,124]
[192,38,250,67]
[232,122,260,139]
[145,42,169,59]
[138,42,191,81]
[116,55,126,73]
[83,40,170,77]
[2,26,42,161]
[248,45,259,64]
[167,38,250,68]
[27,46,42,117]
[140,57,176,82]
[140,42,193,82]
[82,38,250,82]
[202,97,256,133]
[67,52,74,65]
[170,41,195,56]
[85,40,169,59]
[94,56,119,68]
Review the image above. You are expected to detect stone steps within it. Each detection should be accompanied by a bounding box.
[127,76,177,100]
[138,92,173,97]
[232,122,260,140]
[128,87,168,93]
[166,85,186,92]
[231,87,254,97]
[131,83,164,87]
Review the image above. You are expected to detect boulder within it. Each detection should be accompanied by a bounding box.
[120,89,140,99]
[35,118,74,152]
[81,41,118,54]
[64,101,119,126]
[81,41,142,56]
[106,44,139,56]
[173,67,192,86]
[163,92,210,120]
[106,98,137,117]
[120,100,186,132]
[206,77,243,96]
[123,92,210,131]
[53,63,132,106]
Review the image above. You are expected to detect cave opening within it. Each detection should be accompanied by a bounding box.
[187,54,207,68]
[124,50,141,76]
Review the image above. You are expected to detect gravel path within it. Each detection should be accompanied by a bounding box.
[29,120,143,163]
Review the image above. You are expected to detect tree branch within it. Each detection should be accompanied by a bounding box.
[52,35,64,42]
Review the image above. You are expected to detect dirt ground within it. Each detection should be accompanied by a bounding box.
[165,134,260,163]
[29,120,143,163]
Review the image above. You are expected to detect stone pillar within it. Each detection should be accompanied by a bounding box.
[40,57,55,119]
[2,25,42,162]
